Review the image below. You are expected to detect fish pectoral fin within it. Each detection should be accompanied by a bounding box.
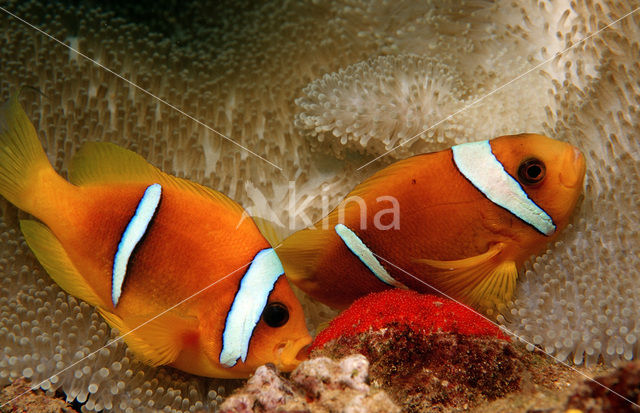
[472,260,518,308]
[19,219,105,308]
[97,308,196,367]
[69,141,245,214]
[415,243,517,308]
[415,243,504,270]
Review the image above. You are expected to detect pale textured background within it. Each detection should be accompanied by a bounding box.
[0,0,638,411]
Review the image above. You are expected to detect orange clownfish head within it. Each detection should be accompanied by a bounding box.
[233,276,312,373]
[453,133,585,257]
[488,133,586,235]
[186,248,311,379]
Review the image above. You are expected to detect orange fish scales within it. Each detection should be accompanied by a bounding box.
[0,95,311,378]
[280,133,586,311]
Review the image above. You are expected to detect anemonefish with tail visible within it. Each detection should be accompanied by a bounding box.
[0,95,311,378]
[279,134,586,310]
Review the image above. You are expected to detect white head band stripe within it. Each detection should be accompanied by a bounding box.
[112,183,162,307]
[219,248,284,367]
[335,224,407,289]
[451,140,556,236]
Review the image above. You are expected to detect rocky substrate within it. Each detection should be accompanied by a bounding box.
[566,360,640,413]
[0,378,77,413]
[220,354,399,413]
[224,289,636,413]
[6,290,640,412]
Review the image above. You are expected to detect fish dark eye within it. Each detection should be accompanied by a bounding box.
[262,302,289,328]
[517,158,546,185]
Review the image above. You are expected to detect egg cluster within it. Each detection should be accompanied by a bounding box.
[0,0,639,411]
[293,0,640,366]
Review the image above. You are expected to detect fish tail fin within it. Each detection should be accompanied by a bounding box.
[0,95,65,215]
[277,225,333,287]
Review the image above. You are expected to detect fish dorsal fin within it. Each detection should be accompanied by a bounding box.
[415,243,517,309]
[97,308,197,367]
[70,141,244,214]
[69,141,162,186]
[20,219,106,308]
[323,155,429,226]
[282,156,431,278]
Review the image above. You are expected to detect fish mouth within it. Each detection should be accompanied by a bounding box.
[274,335,313,372]
[559,146,586,188]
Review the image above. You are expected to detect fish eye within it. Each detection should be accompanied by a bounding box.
[517,158,546,185]
[262,302,289,328]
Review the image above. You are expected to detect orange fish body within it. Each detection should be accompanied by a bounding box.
[0,96,311,378]
[279,134,586,310]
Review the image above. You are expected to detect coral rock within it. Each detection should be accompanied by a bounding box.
[220,355,399,413]
[566,361,640,412]
[1,378,77,413]
[312,290,561,411]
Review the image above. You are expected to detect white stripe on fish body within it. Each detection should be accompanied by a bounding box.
[451,140,556,236]
[334,224,408,289]
[219,248,284,367]
[112,183,162,307]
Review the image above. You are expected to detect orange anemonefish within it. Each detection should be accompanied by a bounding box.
[0,95,311,378]
[279,134,586,311]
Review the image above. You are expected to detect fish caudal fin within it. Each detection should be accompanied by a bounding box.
[415,243,518,310]
[20,219,104,307]
[277,226,334,286]
[0,95,61,215]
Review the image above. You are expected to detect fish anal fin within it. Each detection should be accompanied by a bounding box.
[19,219,105,308]
[97,308,197,367]
[69,141,244,214]
[415,243,517,309]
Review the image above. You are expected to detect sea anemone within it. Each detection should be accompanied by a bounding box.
[293,0,640,367]
[1,0,639,411]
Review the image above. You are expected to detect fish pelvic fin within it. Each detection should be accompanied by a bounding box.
[19,219,105,308]
[415,243,518,310]
[69,141,245,214]
[97,308,197,368]
[0,95,65,215]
